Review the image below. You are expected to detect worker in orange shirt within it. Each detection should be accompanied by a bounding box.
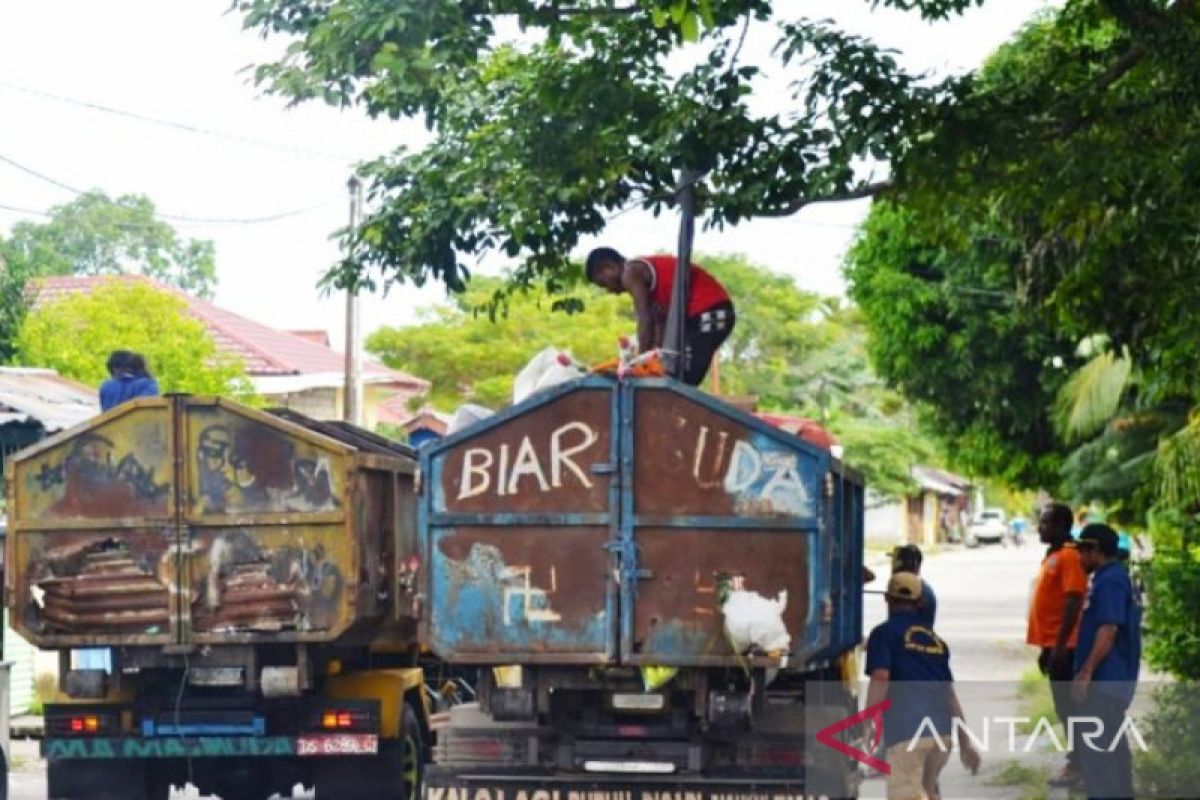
[1028,501,1088,788]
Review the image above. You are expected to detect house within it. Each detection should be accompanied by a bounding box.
[864,464,973,548]
[391,407,454,448]
[0,367,99,714]
[33,276,430,425]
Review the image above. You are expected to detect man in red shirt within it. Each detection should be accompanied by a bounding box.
[586,247,735,386]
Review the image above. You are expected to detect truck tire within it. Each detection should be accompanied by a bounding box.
[198,760,267,800]
[48,760,148,800]
[313,702,424,800]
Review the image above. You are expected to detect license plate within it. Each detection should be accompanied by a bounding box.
[296,734,379,757]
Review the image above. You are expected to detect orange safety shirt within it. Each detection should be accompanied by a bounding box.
[1027,542,1088,648]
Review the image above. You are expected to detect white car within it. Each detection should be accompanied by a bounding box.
[967,508,1008,546]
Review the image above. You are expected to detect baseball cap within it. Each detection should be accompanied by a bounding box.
[886,572,923,602]
[1077,523,1120,556]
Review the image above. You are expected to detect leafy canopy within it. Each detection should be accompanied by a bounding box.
[16,282,252,398]
[5,192,217,298]
[235,0,986,295]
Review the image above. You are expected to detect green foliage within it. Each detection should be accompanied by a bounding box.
[0,241,32,362]
[1053,348,1132,443]
[845,201,1077,488]
[1139,545,1200,680]
[235,0,976,296]
[1136,683,1200,797]
[5,192,216,297]
[366,274,634,409]
[15,282,252,398]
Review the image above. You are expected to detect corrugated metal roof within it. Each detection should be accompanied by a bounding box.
[0,368,98,433]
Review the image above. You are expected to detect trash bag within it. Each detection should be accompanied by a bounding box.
[513,347,585,403]
[447,403,494,435]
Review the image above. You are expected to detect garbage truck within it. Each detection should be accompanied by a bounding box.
[419,376,866,798]
[4,396,433,800]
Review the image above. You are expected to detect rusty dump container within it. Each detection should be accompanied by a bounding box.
[5,396,420,650]
[420,377,864,669]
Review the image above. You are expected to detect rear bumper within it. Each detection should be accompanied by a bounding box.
[42,733,379,760]
[423,766,853,799]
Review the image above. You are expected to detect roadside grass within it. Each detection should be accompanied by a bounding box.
[986,759,1052,800]
[1016,666,1058,736]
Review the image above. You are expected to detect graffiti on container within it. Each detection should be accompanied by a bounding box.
[196,425,339,514]
[692,426,813,517]
[36,433,169,516]
[457,421,599,500]
[500,565,562,625]
[192,530,342,633]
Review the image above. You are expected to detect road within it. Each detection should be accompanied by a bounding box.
[860,540,1052,799]
[8,542,1047,799]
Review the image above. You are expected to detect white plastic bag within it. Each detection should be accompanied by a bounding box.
[447,403,494,435]
[513,347,585,404]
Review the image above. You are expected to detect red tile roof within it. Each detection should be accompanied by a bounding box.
[33,275,427,388]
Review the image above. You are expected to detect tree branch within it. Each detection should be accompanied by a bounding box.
[767,180,892,217]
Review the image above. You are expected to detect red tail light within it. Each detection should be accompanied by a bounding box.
[315,707,374,733]
[50,712,115,737]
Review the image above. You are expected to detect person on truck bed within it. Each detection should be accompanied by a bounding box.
[100,350,160,411]
[586,247,735,386]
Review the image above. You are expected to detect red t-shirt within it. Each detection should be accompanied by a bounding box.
[633,254,731,318]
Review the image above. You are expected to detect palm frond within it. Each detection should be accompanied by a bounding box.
[1054,349,1133,442]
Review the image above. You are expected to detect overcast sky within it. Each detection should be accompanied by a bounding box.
[0,1,1052,352]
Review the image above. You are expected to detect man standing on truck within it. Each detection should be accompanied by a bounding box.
[1028,501,1087,788]
[585,247,735,386]
[865,572,980,800]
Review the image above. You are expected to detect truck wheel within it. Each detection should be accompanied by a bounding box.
[399,703,425,800]
[198,761,267,800]
[48,760,148,800]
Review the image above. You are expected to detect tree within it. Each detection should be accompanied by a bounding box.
[366,274,634,409]
[5,192,217,298]
[15,282,252,398]
[0,242,31,362]
[236,0,1200,312]
[845,201,1079,488]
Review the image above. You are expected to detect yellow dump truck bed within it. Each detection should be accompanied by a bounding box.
[5,395,419,650]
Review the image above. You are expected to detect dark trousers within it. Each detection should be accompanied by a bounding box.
[1075,690,1134,800]
[1039,647,1079,767]
[682,301,735,386]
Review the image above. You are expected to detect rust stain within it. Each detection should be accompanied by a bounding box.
[437,526,607,630]
[36,541,171,633]
[631,528,809,655]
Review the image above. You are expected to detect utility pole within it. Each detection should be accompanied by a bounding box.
[344,175,364,425]
[663,168,699,381]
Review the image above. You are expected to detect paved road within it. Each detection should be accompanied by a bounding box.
[8,542,1048,799]
[860,540,1052,799]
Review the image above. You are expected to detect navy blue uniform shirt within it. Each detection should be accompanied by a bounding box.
[865,609,954,746]
[100,376,160,411]
[1074,561,1142,707]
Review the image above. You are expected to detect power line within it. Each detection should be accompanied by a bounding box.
[0,153,340,226]
[0,80,359,165]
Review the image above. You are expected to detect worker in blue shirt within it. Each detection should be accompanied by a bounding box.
[1072,523,1143,800]
[99,350,159,411]
[864,572,980,798]
[891,544,937,627]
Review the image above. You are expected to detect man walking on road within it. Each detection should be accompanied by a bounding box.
[1072,523,1142,800]
[865,573,980,800]
[1027,501,1087,787]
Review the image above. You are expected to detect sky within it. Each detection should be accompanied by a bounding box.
[0,1,1053,353]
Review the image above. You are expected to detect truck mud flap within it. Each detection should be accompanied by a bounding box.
[422,770,814,800]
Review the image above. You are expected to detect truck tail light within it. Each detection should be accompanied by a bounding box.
[47,710,118,737]
[308,704,377,734]
[737,741,804,768]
